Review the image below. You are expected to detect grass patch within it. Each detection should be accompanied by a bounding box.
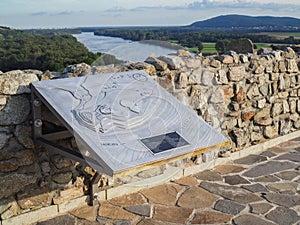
[255,43,272,49]
[168,40,179,44]
[256,32,300,40]
[202,42,217,53]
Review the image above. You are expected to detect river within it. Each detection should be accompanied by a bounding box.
[73,32,179,62]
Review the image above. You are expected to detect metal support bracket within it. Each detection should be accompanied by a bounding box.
[90,172,102,206]
[31,85,103,206]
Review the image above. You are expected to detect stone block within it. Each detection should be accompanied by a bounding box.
[0,70,39,95]
[2,205,58,225]
[201,70,215,86]
[188,69,202,85]
[58,195,89,213]
[216,69,228,84]
[17,188,53,210]
[145,56,168,71]
[158,55,185,70]
[0,95,30,125]
[271,103,282,117]
[0,133,11,150]
[228,66,245,81]
[14,125,34,149]
[53,187,84,205]
[0,96,6,105]
[0,173,38,200]
[0,198,20,220]
[287,59,299,73]
[52,172,72,184]
[177,72,188,88]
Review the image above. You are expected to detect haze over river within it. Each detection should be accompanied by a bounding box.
[73,32,180,62]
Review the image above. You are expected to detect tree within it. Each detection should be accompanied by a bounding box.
[215,39,230,54]
[197,42,204,52]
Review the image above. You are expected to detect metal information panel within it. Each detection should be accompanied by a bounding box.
[31,71,228,177]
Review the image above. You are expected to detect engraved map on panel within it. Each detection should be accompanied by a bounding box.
[71,72,159,134]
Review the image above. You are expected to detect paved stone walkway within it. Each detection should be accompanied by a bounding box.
[33,138,300,225]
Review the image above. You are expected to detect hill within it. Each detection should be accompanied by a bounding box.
[190,15,300,30]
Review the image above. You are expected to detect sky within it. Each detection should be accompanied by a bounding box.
[0,0,300,28]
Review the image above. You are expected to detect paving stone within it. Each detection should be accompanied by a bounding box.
[137,219,176,225]
[191,210,232,224]
[267,182,299,194]
[249,202,273,214]
[233,214,276,225]
[173,176,199,186]
[243,161,298,178]
[260,151,277,158]
[274,152,300,162]
[124,205,151,217]
[109,193,147,207]
[140,183,185,205]
[234,154,267,165]
[252,175,280,183]
[96,217,112,225]
[194,170,223,181]
[279,141,300,148]
[275,170,299,180]
[70,206,97,221]
[177,186,219,208]
[214,199,245,215]
[266,206,300,225]
[263,192,300,207]
[241,183,268,193]
[213,165,246,175]
[153,205,193,224]
[113,220,131,225]
[200,181,262,204]
[224,175,251,185]
[98,202,139,221]
[36,215,75,225]
[77,219,100,225]
[268,146,287,153]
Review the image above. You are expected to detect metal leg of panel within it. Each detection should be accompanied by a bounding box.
[90,172,102,206]
[31,92,43,139]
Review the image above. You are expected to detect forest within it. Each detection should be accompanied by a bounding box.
[94,27,300,52]
[0,29,99,72]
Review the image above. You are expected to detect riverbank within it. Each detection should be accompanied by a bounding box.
[140,39,185,51]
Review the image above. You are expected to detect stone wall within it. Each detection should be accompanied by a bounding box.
[0,47,299,224]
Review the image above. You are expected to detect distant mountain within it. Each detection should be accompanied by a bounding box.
[190,15,300,30]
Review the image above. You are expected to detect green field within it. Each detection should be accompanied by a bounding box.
[188,42,217,53]
[257,32,300,40]
[169,40,272,54]
[255,43,272,49]
[202,42,217,53]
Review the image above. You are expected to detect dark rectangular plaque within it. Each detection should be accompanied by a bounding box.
[140,132,190,154]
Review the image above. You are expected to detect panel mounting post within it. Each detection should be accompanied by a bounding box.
[90,172,102,206]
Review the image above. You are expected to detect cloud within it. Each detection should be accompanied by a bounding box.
[186,0,300,11]
[30,10,82,17]
[30,12,48,16]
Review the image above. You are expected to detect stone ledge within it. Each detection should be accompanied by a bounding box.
[2,205,58,225]
[106,166,183,200]
[58,196,89,214]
